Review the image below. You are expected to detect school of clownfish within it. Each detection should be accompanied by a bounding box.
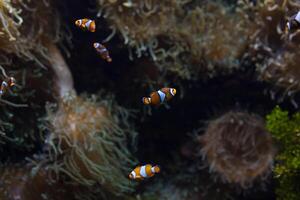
[76,18,176,181]
[0,12,299,182]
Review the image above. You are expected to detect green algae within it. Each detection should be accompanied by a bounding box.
[266,106,300,200]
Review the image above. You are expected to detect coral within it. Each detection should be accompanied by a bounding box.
[96,0,257,80]
[199,111,275,188]
[44,93,137,196]
[266,106,300,200]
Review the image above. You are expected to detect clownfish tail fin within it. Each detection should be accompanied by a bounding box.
[153,165,160,173]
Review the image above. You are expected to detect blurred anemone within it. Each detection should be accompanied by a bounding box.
[96,0,257,80]
[0,163,77,200]
[129,169,236,200]
[199,111,275,188]
[0,60,55,161]
[0,0,23,42]
[239,0,300,99]
[95,0,183,58]
[0,0,70,68]
[0,0,70,155]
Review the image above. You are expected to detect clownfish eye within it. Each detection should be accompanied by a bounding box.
[75,20,82,26]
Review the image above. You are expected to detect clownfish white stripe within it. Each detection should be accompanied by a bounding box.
[158,90,166,102]
[151,167,156,173]
[85,20,92,29]
[140,166,147,177]
[296,12,300,23]
[287,22,291,30]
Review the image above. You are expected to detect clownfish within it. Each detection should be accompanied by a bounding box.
[75,18,96,32]
[129,164,160,181]
[93,42,112,62]
[0,77,16,95]
[7,77,15,87]
[142,88,176,106]
[286,11,300,33]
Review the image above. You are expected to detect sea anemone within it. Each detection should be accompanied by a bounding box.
[96,1,257,80]
[39,40,138,196]
[45,93,137,194]
[199,111,275,188]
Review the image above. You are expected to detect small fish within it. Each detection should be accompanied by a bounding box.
[93,42,112,62]
[75,18,96,32]
[286,11,300,33]
[7,77,16,87]
[129,164,160,180]
[142,88,176,106]
[0,77,15,95]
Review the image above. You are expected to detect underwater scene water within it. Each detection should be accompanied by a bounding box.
[0,0,299,199]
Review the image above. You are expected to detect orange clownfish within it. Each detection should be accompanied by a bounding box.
[93,42,112,62]
[142,88,176,106]
[7,77,16,87]
[128,164,160,181]
[0,77,16,95]
[75,18,96,32]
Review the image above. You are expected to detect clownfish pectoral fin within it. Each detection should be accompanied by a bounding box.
[153,165,160,173]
